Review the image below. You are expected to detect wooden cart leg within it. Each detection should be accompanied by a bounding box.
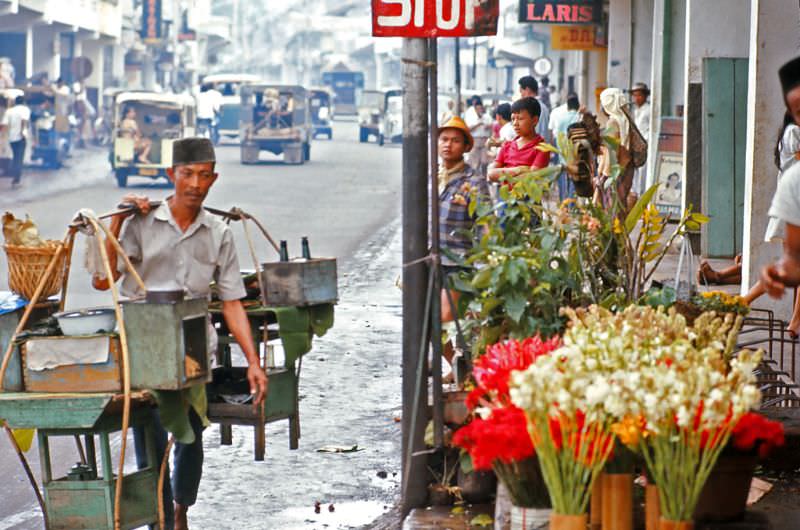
[220,424,233,445]
[255,422,265,461]
[289,415,300,450]
[37,431,52,484]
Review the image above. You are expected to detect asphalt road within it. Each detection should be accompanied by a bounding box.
[0,120,404,529]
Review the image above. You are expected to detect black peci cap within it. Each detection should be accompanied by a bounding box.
[172,137,216,166]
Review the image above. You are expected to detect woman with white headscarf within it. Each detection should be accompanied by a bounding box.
[595,87,635,211]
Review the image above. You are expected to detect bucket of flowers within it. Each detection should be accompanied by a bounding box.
[693,411,784,521]
[453,336,559,529]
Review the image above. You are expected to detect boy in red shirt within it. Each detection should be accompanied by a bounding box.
[487,97,550,183]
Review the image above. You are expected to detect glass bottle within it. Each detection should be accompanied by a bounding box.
[301,236,311,260]
[279,240,289,262]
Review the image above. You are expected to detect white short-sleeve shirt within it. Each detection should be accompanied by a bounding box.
[118,201,247,301]
[769,163,800,228]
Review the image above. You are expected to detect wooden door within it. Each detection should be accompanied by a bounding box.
[703,58,749,258]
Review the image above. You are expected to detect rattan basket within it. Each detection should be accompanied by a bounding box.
[4,241,66,301]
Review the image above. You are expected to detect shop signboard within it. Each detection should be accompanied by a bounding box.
[141,0,163,44]
[518,0,602,25]
[371,0,500,37]
[551,25,603,50]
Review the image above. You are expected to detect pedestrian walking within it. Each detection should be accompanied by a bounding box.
[196,83,222,144]
[464,96,493,176]
[0,95,29,187]
[630,82,651,195]
[595,88,635,213]
[549,93,582,201]
[92,138,269,530]
[518,76,551,144]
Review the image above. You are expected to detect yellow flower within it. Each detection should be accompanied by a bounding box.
[611,415,647,447]
[613,218,623,234]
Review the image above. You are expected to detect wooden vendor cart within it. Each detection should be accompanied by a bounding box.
[204,209,337,461]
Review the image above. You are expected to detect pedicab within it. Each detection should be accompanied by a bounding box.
[111,92,196,187]
[309,87,333,140]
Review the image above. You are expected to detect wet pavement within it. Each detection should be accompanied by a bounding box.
[0,120,405,529]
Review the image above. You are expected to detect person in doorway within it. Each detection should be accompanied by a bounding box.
[487,97,550,185]
[92,138,269,530]
[464,96,493,176]
[518,76,551,144]
[630,82,651,195]
[437,117,490,352]
[196,83,222,144]
[549,93,582,201]
[0,95,29,188]
[595,87,635,213]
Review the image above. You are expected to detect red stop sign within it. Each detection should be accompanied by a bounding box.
[372,0,499,38]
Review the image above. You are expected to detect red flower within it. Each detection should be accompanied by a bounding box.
[732,413,785,458]
[453,406,535,470]
[467,336,561,411]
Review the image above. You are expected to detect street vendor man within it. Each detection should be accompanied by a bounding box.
[763,57,800,302]
[92,137,268,530]
[438,116,490,359]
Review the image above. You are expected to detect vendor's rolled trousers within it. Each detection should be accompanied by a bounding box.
[134,407,205,530]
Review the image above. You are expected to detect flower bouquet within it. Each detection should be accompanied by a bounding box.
[556,305,762,527]
[454,337,559,513]
[509,333,618,527]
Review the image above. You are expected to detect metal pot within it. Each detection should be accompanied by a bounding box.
[145,289,185,304]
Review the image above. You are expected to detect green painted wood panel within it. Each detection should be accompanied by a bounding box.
[703,58,749,258]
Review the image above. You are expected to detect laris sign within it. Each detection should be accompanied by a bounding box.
[372,0,500,38]
[518,0,602,25]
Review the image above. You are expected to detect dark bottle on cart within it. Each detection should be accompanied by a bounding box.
[301,236,311,260]
[279,240,289,262]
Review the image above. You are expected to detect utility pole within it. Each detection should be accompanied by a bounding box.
[400,37,430,515]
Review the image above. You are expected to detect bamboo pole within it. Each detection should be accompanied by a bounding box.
[158,437,175,530]
[87,216,132,530]
[3,421,48,529]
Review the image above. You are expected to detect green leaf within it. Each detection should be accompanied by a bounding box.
[471,268,492,289]
[691,212,710,224]
[481,297,502,313]
[504,292,527,323]
[625,183,660,233]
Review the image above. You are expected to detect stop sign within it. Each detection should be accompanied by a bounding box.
[372,0,500,38]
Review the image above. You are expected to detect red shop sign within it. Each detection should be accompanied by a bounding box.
[372,0,500,38]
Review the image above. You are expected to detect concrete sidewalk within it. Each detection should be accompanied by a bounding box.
[0,145,113,209]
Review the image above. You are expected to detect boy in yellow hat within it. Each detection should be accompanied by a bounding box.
[437,116,490,331]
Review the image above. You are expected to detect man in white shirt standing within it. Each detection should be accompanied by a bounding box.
[630,83,651,196]
[464,96,493,176]
[0,95,30,187]
[196,83,222,145]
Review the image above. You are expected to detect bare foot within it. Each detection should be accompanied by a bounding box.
[698,262,719,285]
[789,317,800,339]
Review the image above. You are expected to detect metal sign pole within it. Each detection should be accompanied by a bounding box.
[428,37,444,449]
[400,37,431,514]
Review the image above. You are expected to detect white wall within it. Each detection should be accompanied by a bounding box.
[684,0,750,85]
[741,0,800,317]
